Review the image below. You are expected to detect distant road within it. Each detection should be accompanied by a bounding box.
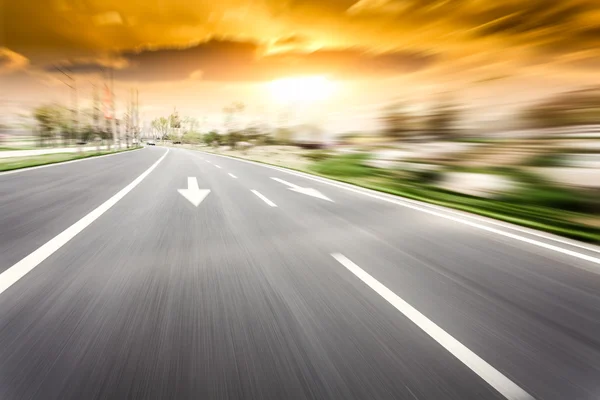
[1,146,600,399]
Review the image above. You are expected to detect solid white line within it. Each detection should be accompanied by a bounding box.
[331,253,533,400]
[0,149,170,296]
[0,148,143,176]
[197,151,600,265]
[215,165,222,169]
[228,173,237,179]
[251,190,277,207]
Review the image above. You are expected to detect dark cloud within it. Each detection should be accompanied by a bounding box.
[53,39,437,82]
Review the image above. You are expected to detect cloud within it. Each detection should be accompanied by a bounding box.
[93,11,124,26]
[0,48,29,74]
[53,38,437,82]
[274,35,308,46]
[5,0,600,92]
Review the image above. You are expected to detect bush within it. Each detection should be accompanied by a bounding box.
[203,131,221,146]
[412,169,442,184]
[182,131,203,144]
[526,153,567,167]
[310,154,373,178]
[302,150,331,162]
[505,186,590,212]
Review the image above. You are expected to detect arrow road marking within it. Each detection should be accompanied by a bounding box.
[178,177,211,207]
[271,177,333,202]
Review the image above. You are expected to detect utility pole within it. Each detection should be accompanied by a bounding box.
[55,66,78,146]
[110,68,117,148]
[135,89,140,145]
[125,88,132,148]
[92,82,99,131]
[91,81,100,150]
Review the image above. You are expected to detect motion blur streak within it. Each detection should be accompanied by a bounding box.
[2,0,600,399]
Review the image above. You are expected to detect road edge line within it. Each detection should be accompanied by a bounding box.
[193,149,600,264]
[0,148,169,296]
[331,253,534,400]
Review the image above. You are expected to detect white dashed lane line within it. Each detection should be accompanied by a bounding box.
[251,190,277,207]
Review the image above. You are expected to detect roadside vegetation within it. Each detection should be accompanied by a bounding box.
[0,147,141,172]
[4,85,599,243]
[304,153,600,242]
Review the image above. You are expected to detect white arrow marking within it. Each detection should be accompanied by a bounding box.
[271,177,333,202]
[178,177,210,207]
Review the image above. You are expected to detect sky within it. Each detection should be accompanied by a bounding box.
[2,0,600,133]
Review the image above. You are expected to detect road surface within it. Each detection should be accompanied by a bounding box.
[1,146,600,399]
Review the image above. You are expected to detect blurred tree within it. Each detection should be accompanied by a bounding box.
[523,87,600,129]
[381,102,416,139]
[80,125,96,143]
[226,131,242,149]
[275,127,293,144]
[182,131,203,144]
[169,109,182,142]
[223,102,245,130]
[203,131,221,147]
[425,98,459,139]
[33,104,68,147]
[223,102,245,148]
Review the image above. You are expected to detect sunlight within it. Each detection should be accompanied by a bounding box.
[269,76,335,104]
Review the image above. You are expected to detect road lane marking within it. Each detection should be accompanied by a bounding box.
[0,149,170,296]
[195,151,600,265]
[0,147,143,176]
[215,165,222,169]
[177,177,211,207]
[271,177,333,202]
[331,253,534,400]
[271,177,302,190]
[251,190,277,207]
[228,173,237,179]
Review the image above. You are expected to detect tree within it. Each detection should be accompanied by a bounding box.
[522,87,600,129]
[223,102,245,131]
[182,131,203,144]
[169,109,181,142]
[380,102,416,139]
[203,131,221,147]
[275,127,293,144]
[425,98,459,139]
[33,104,67,147]
[151,117,170,141]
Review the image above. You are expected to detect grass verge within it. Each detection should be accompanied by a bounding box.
[197,146,600,244]
[0,147,142,172]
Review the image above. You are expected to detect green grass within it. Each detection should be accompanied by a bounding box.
[0,146,38,151]
[0,147,142,172]
[197,147,600,243]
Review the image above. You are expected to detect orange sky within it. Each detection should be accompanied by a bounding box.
[2,0,600,133]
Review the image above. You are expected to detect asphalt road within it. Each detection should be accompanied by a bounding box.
[1,146,600,399]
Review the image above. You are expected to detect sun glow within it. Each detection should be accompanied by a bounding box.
[269,76,335,104]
